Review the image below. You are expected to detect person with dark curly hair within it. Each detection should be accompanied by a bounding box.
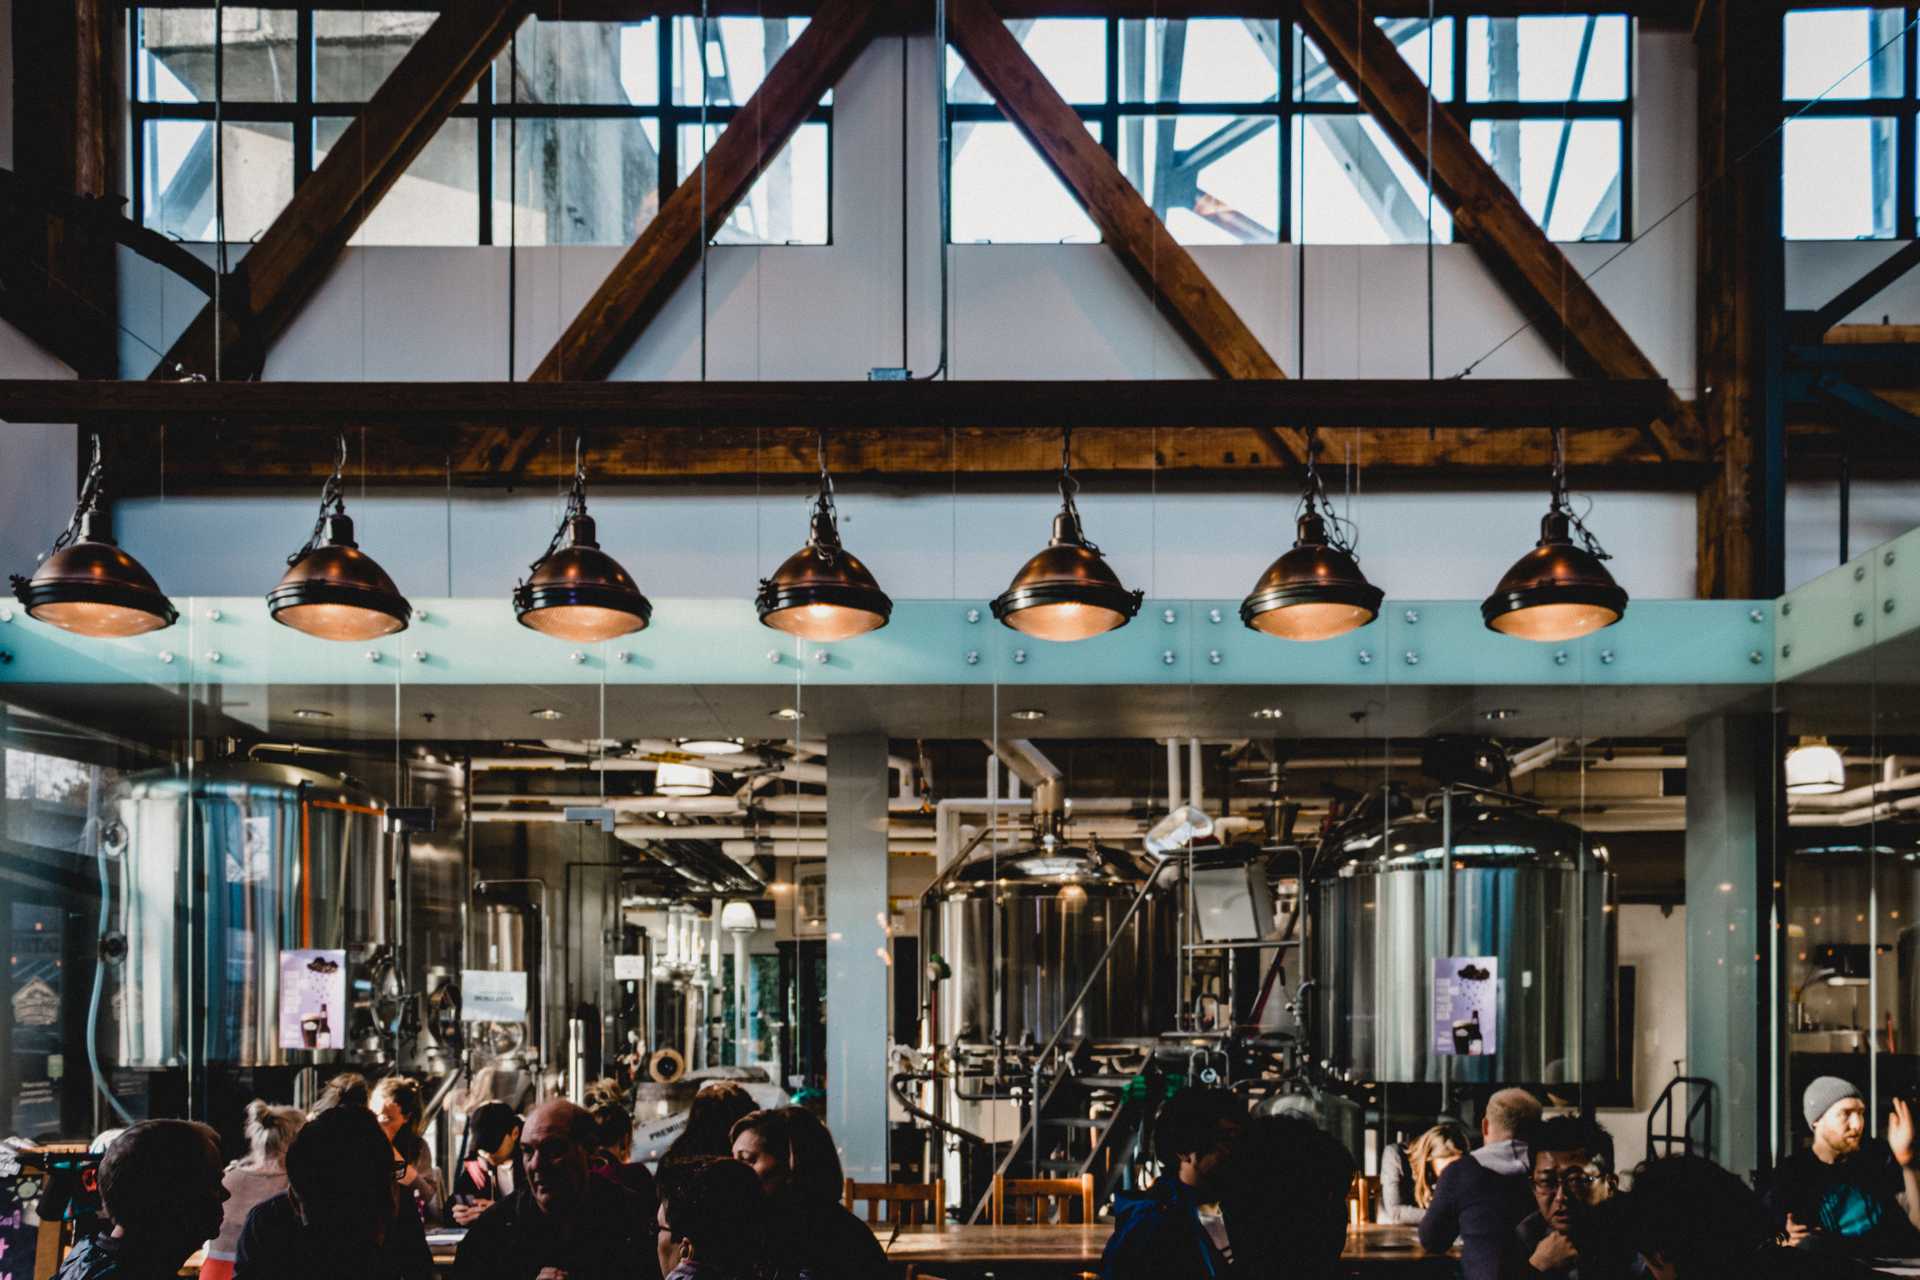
[664,1082,758,1166]
[655,1157,767,1280]
[55,1121,228,1280]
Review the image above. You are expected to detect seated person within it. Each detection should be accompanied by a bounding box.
[1509,1116,1634,1278]
[56,1120,228,1280]
[233,1104,433,1280]
[372,1075,442,1223]
[1767,1077,1920,1259]
[1222,1114,1354,1280]
[1102,1089,1248,1280]
[656,1157,768,1280]
[590,1099,657,1203]
[203,1100,305,1280]
[451,1102,522,1227]
[1626,1155,1880,1280]
[1421,1087,1543,1280]
[1379,1122,1471,1225]
[730,1108,888,1280]
[451,1100,650,1280]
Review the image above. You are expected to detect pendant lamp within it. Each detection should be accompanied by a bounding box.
[268,435,412,641]
[513,437,652,642]
[992,429,1142,642]
[756,431,891,641]
[10,435,178,637]
[1482,428,1627,642]
[1241,428,1382,641]
[1785,738,1846,796]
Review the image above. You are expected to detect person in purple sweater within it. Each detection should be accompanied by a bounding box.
[1417,1088,1543,1279]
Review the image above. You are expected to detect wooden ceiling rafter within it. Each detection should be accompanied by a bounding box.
[1296,0,1701,464]
[945,0,1306,466]
[151,0,528,382]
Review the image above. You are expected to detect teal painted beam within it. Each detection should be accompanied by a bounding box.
[0,597,1775,687]
[1776,523,1920,681]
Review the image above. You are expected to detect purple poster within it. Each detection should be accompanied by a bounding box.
[1432,956,1498,1056]
[278,950,346,1051]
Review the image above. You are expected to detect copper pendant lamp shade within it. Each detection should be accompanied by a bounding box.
[10,437,177,638]
[1483,431,1627,643]
[757,438,891,641]
[269,438,412,642]
[992,432,1142,642]
[1242,515,1382,642]
[514,442,651,643]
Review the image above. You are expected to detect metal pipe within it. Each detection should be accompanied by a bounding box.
[1166,738,1181,815]
[1189,738,1203,813]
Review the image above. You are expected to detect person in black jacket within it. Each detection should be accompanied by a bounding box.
[730,1107,888,1280]
[1507,1116,1635,1279]
[1100,1089,1248,1280]
[55,1121,228,1280]
[1418,1087,1543,1280]
[233,1104,433,1280]
[1624,1155,1881,1280]
[656,1157,768,1280]
[1221,1114,1353,1280]
[450,1100,650,1280]
[452,1102,523,1226]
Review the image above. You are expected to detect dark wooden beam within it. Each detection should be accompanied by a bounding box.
[947,0,1306,465]
[1807,241,1920,337]
[152,0,526,381]
[1694,0,1785,599]
[525,0,881,391]
[1296,0,1697,464]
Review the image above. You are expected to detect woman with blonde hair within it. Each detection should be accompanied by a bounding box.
[1378,1122,1472,1224]
[199,1100,305,1280]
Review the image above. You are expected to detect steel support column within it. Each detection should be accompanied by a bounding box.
[826,731,890,1181]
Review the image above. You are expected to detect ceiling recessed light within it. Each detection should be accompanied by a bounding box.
[1250,708,1284,721]
[770,708,805,721]
[293,708,334,720]
[1481,708,1519,721]
[530,708,566,721]
[1010,708,1047,721]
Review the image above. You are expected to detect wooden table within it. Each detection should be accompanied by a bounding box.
[875,1223,1457,1272]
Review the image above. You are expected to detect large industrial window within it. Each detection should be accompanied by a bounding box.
[948,11,1630,246]
[1781,7,1917,240]
[131,9,831,248]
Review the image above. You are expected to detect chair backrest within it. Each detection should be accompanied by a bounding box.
[843,1178,946,1226]
[991,1173,1094,1225]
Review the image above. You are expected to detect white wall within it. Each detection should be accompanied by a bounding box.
[1603,902,1688,1176]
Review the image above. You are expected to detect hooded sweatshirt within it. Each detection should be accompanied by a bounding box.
[1417,1138,1535,1280]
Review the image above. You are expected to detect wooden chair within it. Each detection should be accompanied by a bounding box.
[843,1177,946,1226]
[990,1172,1095,1225]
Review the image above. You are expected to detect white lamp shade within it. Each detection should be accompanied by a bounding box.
[721,901,760,934]
[656,763,715,796]
[1785,741,1846,795]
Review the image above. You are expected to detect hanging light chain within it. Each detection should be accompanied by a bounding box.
[526,434,593,575]
[1056,426,1101,552]
[290,434,350,565]
[47,434,108,557]
[810,428,843,563]
[1297,426,1360,556]
[1548,426,1612,561]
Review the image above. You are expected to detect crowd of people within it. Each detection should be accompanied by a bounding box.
[51,1070,1920,1280]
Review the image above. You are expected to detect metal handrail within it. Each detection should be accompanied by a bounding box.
[1646,1074,1716,1159]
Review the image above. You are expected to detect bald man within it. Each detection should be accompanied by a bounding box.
[452,1100,656,1280]
[1418,1088,1544,1280]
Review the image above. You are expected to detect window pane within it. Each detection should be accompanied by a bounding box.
[1783,116,1899,239]
[1467,15,1628,102]
[676,122,828,245]
[1117,20,1279,104]
[316,116,478,245]
[950,120,1099,243]
[673,18,815,107]
[948,20,1105,106]
[1783,8,1905,100]
[497,18,659,106]
[1295,20,1454,104]
[494,117,662,245]
[1118,114,1278,244]
[142,120,293,241]
[1291,115,1451,244]
[1469,118,1622,241]
[136,8,297,103]
[314,11,443,101]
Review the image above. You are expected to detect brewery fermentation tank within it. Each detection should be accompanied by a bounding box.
[1312,789,1612,1084]
[103,762,389,1067]
[925,855,1177,1048]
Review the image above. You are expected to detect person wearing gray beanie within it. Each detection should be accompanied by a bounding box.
[1764,1077,1920,1259]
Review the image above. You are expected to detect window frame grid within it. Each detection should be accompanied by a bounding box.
[129,9,834,247]
[944,5,1635,246]
[1779,4,1920,242]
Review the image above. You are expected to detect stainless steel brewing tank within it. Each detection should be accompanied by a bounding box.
[1311,794,1612,1084]
[103,762,389,1067]
[925,858,1177,1048]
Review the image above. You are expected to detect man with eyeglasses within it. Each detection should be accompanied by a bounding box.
[1509,1116,1631,1279]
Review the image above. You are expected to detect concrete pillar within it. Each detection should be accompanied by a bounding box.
[826,731,890,1181]
[1685,714,1780,1179]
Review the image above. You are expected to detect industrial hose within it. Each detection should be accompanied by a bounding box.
[89,825,135,1126]
[890,1071,990,1149]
